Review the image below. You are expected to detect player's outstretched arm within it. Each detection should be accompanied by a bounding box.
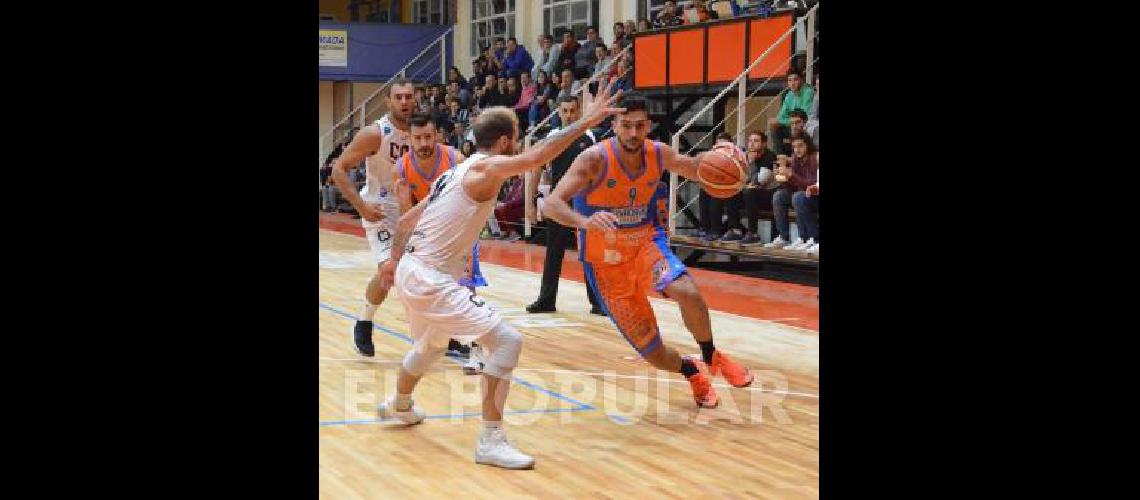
[543,146,619,231]
[331,125,385,221]
[659,142,704,182]
[470,77,626,186]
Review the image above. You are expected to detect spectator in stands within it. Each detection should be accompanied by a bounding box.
[560,68,581,98]
[494,174,525,241]
[460,140,475,157]
[625,19,637,36]
[449,121,467,149]
[654,1,685,28]
[740,131,779,245]
[498,77,513,107]
[695,2,719,23]
[530,70,557,127]
[774,109,809,156]
[768,70,814,152]
[638,18,652,32]
[470,56,487,90]
[805,74,819,148]
[501,37,535,79]
[533,34,560,81]
[591,43,612,81]
[765,135,818,252]
[513,72,538,131]
[574,26,602,80]
[320,156,338,212]
[437,125,452,146]
[482,74,503,107]
[448,98,470,127]
[612,22,629,50]
[556,30,580,75]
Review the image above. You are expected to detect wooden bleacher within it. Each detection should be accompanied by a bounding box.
[668,210,818,268]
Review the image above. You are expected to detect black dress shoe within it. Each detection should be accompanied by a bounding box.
[589,306,607,316]
[526,301,556,313]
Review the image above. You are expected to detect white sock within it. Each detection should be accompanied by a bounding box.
[360,298,380,322]
[394,393,413,411]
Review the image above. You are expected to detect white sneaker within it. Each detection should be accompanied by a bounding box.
[805,242,819,256]
[463,343,484,375]
[790,237,816,252]
[475,428,535,469]
[377,397,426,425]
[764,236,789,249]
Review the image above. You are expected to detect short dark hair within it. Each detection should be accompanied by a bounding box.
[586,26,597,33]
[387,77,415,96]
[595,43,607,51]
[617,91,649,115]
[716,132,733,142]
[749,130,768,142]
[787,69,804,80]
[408,113,435,130]
[507,37,518,44]
[473,107,518,149]
[788,109,809,121]
[790,133,815,152]
[558,94,579,105]
[542,34,553,43]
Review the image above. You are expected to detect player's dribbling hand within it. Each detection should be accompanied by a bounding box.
[582,211,619,231]
[359,203,386,222]
[378,260,396,289]
[580,76,627,129]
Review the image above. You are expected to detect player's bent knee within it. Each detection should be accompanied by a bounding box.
[481,322,523,379]
[402,344,445,377]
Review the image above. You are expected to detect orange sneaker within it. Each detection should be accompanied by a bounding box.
[685,358,719,408]
[709,350,754,388]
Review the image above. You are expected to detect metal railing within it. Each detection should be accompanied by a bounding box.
[668,3,817,235]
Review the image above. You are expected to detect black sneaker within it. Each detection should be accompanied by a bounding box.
[526,301,556,313]
[353,321,375,357]
[446,338,471,358]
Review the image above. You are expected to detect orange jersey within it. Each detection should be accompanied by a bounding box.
[397,145,458,203]
[573,138,667,266]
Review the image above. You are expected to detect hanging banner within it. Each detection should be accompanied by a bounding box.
[319,30,348,67]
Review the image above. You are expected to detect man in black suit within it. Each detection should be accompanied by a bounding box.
[525,95,603,315]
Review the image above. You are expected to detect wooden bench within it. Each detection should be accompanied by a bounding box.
[667,210,818,267]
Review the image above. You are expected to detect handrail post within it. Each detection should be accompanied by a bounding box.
[440,35,447,85]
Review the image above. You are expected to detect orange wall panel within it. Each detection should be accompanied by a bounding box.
[668,29,705,86]
[748,16,794,79]
[706,22,746,83]
[634,34,668,88]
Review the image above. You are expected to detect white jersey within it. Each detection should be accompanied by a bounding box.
[360,114,410,224]
[404,153,494,279]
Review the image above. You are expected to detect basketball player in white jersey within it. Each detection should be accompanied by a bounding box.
[330,78,415,357]
[372,78,626,469]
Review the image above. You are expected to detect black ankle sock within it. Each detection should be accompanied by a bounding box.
[679,358,699,378]
[356,320,373,329]
[699,341,716,364]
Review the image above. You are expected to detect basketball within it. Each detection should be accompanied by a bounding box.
[697,144,747,198]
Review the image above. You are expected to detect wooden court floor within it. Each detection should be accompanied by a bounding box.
[319,228,819,499]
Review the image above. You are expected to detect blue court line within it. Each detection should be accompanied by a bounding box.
[320,407,584,427]
[318,302,596,426]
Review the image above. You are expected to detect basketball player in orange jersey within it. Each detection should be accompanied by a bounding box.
[331,78,415,357]
[371,79,626,469]
[542,91,754,408]
[394,113,487,374]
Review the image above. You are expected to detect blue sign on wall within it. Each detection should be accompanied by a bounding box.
[319,22,452,83]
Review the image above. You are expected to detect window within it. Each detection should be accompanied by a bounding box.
[413,0,447,24]
[542,0,598,41]
[471,0,515,58]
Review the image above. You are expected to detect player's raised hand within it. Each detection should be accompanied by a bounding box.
[583,210,619,231]
[580,76,626,129]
